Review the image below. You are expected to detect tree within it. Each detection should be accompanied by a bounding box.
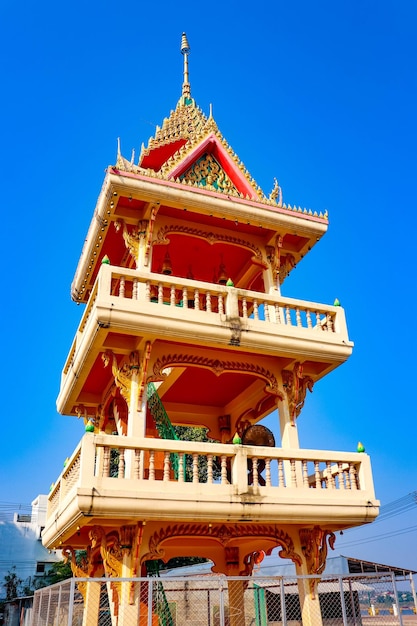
[3,567,22,600]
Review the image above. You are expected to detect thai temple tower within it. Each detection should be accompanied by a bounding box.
[42,34,379,626]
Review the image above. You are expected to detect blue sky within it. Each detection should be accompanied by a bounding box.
[0,1,416,571]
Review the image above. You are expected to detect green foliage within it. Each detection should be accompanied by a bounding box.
[3,567,22,600]
[174,425,221,483]
[35,551,86,591]
[40,559,73,586]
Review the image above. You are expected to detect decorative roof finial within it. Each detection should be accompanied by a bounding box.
[180,32,191,98]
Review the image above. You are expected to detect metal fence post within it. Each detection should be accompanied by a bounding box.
[56,583,62,626]
[45,586,52,625]
[219,579,225,626]
[391,571,404,626]
[147,577,154,626]
[410,573,417,616]
[339,575,348,626]
[280,577,287,626]
[35,587,43,626]
[67,578,76,626]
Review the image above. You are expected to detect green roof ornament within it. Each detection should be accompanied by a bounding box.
[102,255,110,265]
[226,278,234,287]
[233,432,242,444]
[85,419,95,433]
[357,441,365,453]
[334,298,341,306]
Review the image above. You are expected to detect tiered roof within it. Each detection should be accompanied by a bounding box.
[113,33,327,220]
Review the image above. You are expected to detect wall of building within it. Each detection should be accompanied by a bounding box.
[0,496,61,599]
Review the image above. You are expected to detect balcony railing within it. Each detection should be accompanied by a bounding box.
[47,434,376,521]
[62,264,351,381]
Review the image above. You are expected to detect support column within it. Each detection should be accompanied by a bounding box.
[294,526,336,626]
[81,581,101,626]
[224,547,246,626]
[279,362,314,448]
[277,395,300,448]
[103,346,151,466]
[292,532,324,626]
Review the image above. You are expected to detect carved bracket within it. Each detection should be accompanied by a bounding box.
[299,526,336,598]
[282,362,314,425]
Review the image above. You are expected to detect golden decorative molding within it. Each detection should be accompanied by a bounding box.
[102,351,134,404]
[282,362,314,425]
[102,349,150,411]
[138,342,152,407]
[62,546,97,600]
[269,178,283,206]
[148,353,280,396]
[142,523,301,566]
[89,526,124,578]
[144,205,158,267]
[299,526,336,598]
[112,158,328,221]
[113,220,148,264]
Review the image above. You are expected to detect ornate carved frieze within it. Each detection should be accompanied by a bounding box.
[299,526,336,597]
[142,523,301,566]
[148,353,280,397]
[154,224,263,265]
[282,362,314,425]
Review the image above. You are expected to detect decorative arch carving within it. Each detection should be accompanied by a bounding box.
[154,224,265,266]
[148,353,280,397]
[142,523,301,567]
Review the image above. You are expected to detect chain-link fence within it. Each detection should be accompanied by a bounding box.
[31,572,417,626]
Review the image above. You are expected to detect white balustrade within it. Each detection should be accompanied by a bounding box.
[47,434,371,520]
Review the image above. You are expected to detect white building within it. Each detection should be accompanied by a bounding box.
[0,496,61,599]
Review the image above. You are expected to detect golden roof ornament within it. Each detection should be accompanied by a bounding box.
[180,32,191,99]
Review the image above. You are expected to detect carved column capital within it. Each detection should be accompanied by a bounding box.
[282,362,314,425]
[102,351,141,401]
[117,220,148,264]
[279,253,296,284]
[299,526,336,597]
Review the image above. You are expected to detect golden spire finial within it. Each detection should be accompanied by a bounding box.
[180,32,191,98]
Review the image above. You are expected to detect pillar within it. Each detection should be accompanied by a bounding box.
[277,395,300,449]
[82,581,101,626]
[224,547,246,626]
[293,533,324,626]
